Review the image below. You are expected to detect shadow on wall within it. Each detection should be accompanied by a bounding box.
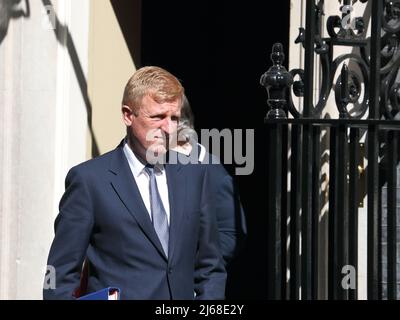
[40,0,100,158]
[110,0,142,68]
[0,0,30,44]
[1,0,100,158]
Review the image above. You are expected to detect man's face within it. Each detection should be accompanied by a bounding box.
[123,95,181,162]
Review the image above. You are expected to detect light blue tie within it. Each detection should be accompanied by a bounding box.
[144,164,169,257]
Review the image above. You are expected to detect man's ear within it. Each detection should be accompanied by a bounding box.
[122,105,134,126]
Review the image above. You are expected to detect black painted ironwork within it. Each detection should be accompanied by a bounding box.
[387,130,398,299]
[349,128,360,300]
[261,0,400,299]
[289,124,302,299]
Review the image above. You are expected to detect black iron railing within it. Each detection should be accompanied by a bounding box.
[261,0,400,300]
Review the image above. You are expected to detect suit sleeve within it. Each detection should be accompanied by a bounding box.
[43,167,94,300]
[203,163,247,267]
[214,174,247,266]
[194,169,227,300]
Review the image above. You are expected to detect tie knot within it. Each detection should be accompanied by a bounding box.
[144,164,155,176]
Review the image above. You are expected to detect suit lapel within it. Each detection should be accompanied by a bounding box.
[109,145,168,261]
[165,162,186,263]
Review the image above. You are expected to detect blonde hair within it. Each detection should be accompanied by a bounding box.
[122,66,184,114]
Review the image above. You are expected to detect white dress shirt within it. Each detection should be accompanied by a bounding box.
[170,142,206,162]
[123,142,170,225]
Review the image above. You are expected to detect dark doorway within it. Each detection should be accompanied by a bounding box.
[110,0,142,67]
[142,0,290,299]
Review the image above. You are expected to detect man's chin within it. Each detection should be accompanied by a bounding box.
[145,145,168,164]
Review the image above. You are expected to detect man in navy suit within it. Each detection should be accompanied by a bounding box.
[43,66,226,300]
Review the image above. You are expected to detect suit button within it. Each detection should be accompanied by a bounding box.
[168,268,173,274]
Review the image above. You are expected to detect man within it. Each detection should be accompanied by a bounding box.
[171,96,247,267]
[43,66,226,300]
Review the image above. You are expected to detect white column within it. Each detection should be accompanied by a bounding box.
[0,0,89,299]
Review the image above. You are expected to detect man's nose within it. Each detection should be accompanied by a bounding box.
[160,117,175,135]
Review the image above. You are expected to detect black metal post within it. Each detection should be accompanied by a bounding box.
[266,124,283,299]
[299,0,316,300]
[303,0,316,118]
[281,124,289,299]
[301,124,313,300]
[290,124,302,300]
[329,126,339,299]
[261,43,293,299]
[367,0,383,300]
[312,126,321,299]
[387,130,398,300]
[337,123,349,300]
[348,128,360,300]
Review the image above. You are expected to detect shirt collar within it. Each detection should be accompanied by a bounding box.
[169,142,206,163]
[123,140,164,177]
[169,143,193,156]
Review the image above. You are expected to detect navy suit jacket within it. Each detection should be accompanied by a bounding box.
[177,147,247,266]
[43,142,226,300]
[202,155,247,266]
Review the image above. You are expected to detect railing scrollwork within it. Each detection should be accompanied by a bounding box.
[262,0,400,121]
